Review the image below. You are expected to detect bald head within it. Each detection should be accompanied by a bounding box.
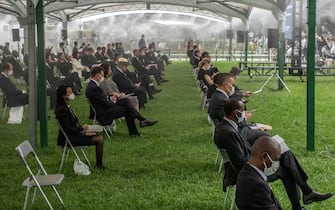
[249,136,281,171]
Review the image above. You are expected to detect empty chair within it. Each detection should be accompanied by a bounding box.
[56,119,91,171]
[15,140,64,210]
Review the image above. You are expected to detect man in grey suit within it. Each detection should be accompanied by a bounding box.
[215,99,332,210]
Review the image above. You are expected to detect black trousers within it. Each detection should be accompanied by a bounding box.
[99,98,144,135]
[268,151,308,210]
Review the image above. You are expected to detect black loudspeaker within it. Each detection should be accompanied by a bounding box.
[268,28,279,48]
[12,29,20,42]
[237,31,245,43]
[61,29,67,40]
[227,30,233,39]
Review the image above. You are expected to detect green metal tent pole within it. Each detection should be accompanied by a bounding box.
[36,0,48,147]
[307,0,316,151]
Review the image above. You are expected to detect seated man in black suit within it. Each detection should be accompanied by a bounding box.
[137,48,168,85]
[85,66,157,137]
[214,99,333,210]
[208,73,235,125]
[56,52,82,95]
[0,62,28,123]
[236,136,283,210]
[0,62,28,107]
[112,57,147,108]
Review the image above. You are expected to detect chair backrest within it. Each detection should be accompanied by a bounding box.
[219,149,231,164]
[55,119,81,160]
[86,98,97,124]
[220,148,237,173]
[16,140,48,175]
[198,80,208,94]
[0,88,8,108]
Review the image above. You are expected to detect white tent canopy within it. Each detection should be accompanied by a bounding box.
[1,0,290,23]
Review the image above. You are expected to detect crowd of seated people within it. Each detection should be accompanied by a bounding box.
[185,45,334,208]
[0,37,170,170]
[185,41,333,208]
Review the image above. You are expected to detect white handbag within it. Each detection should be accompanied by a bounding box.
[73,159,91,175]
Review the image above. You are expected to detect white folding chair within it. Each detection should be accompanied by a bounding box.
[16,140,64,210]
[86,98,113,140]
[1,91,8,121]
[219,149,237,210]
[55,119,91,171]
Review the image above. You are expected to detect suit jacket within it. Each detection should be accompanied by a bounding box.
[214,119,251,190]
[112,68,136,94]
[0,73,28,107]
[85,80,115,125]
[236,164,282,210]
[81,54,97,69]
[131,56,147,75]
[56,60,72,77]
[55,106,83,146]
[208,89,229,122]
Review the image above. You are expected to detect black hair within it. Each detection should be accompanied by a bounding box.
[224,98,242,116]
[100,63,110,78]
[55,85,72,114]
[230,66,241,76]
[91,66,104,77]
[1,62,11,72]
[202,51,210,58]
[213,73,232,85]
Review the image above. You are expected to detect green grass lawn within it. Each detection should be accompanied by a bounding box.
[1,61,335,209]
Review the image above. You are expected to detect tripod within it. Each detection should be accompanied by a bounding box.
[254,66,291,93]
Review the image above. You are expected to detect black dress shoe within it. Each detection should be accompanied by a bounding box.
[140,120,158,127]
[95,164,108,170]
[130,133,142,137]
[153,89,162,94]
[303,191,333,205]
[160,79,169,83]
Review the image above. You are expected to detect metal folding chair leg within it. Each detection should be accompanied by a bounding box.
[218,157,224,173]
[2,103,7,121]
[80,148,91,167]
[103,127,112,140]
[223,186,236,210]
[215,150,220,165]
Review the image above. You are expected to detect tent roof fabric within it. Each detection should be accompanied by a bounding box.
[1,0,289,23]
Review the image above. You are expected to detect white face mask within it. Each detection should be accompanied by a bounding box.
[263,153,280,176]
[99,76,105,83]
[68,93,75,100]
[226,84,235,96]
[235,110,246,123]
[8,70,13,76]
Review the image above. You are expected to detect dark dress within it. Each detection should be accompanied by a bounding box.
[55,106,94,147]
[197,68,216,98]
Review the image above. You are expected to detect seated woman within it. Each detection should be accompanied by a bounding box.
[99,62,140,112]
[69,51,90,79]
[197,58,217,98]
[55,85,105,169]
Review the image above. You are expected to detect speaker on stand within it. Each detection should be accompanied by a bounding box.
[237,31,245,43]
[267,28,279,49]
[12,28,20,53]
